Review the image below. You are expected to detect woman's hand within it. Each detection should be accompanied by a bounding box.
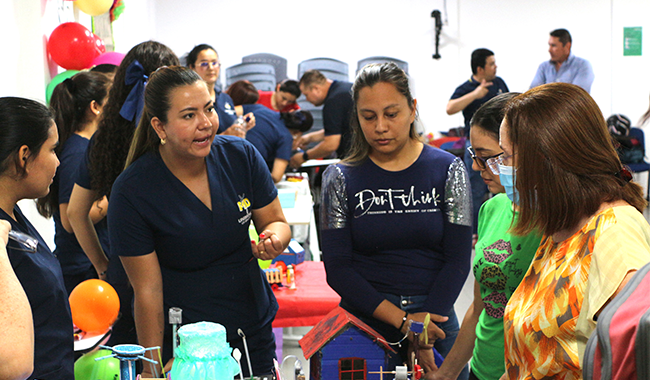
[243,112,256,130]
[222,124,247,138]
[416,343,439,374]
[251,230,285,260]
[406,312,448,343]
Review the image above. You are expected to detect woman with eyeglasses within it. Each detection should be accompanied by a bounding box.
[0,97,74,379]
[428,93,541,380]
[321,63,472,378]
[499,83,650,379]
[187,44,255,138]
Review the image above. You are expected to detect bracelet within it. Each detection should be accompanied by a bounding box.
[302,150,309,161]
[99,270,107,277]
[398,311,409,332]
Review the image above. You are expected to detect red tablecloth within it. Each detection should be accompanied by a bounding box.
[272,261,341,328]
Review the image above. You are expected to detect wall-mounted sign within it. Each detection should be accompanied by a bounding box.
[624,27,642,56]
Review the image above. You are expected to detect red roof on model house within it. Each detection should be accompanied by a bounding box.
[299,306,396,359]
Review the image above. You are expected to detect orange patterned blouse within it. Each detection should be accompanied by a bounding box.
[503,206,650,380]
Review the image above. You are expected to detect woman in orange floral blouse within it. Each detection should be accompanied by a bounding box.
[497,83,650,380]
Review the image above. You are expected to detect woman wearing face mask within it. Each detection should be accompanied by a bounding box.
[499,83,650,379]
[428,93,541,380]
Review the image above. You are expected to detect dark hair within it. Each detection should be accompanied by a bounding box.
[504,83,646,236]
[471,48,495,75]
[39,71,111,217]
[126,66,204,167]
[226,80,260,105]
[89,41,179,199]
[345,62,418,165]
[49,71,111,150]
[90,64,118,74]
[0,97,53,178]
[299,70,327,88]
[186,44,218,69]
[281,110,313,132]
[550,29,572,45]
[470,92,519,140]
[278,80,301,98]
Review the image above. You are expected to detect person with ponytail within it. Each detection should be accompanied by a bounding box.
[498,83,650,379]
[109,66,290,378]
[66,40,179,347]
[38,71,111,294]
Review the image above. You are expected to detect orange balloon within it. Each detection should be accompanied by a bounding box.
[69,279,120,334]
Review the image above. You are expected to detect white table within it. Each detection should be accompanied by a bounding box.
[277,175,320,261]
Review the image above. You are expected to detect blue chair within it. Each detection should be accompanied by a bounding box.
[627,127,650,200]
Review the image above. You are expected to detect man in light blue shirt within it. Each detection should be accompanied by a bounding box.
[530,29,594,93]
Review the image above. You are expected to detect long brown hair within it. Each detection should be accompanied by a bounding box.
[344,62,419,165]
[504,83,646,236]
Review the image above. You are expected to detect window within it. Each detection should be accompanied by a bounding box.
[339,357,366,380]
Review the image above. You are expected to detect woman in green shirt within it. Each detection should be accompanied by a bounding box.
[428,93,541,380]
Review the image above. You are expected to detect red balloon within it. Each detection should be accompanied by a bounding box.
[47,22,106,70]
[69,279,120,334]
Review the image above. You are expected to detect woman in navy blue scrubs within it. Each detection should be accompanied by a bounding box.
[108,66,291,378]
[186,44,256,137]
[0,97,74,379]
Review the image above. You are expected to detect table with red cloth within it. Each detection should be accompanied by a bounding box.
[272,261,340,328]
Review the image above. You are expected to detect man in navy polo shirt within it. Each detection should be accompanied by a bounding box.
[447,48,509,238]
[290,70,354,167]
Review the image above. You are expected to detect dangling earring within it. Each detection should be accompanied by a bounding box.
[160,138,166,145]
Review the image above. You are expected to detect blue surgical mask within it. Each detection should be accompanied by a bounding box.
[498,164,518,205]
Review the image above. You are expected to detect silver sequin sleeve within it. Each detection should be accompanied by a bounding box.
[445,157,472,226]
[320,165,349,230]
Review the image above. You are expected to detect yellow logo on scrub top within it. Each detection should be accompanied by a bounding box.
[237,198,251,212]
[237,194,253,225]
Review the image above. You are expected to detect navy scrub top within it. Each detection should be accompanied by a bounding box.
[108,136,279,360]
[215,86,237,133]
[1,206,74,380]
[54,134,109,275]
[242,103,293,171]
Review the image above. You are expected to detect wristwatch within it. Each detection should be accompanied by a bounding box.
[302,151,309,161]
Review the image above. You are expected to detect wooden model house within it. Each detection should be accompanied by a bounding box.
[299,307,396,380]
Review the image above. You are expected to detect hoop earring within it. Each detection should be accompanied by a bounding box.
[160,138,166,145]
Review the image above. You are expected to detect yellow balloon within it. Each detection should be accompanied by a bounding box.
[75,0,113,17]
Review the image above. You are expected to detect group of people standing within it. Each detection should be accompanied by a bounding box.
[0,31,648,380]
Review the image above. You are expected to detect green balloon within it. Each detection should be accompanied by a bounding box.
[74,349,120,380]
[46,70,79,105]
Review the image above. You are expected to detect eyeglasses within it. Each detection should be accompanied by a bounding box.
[467,147,504,175]
[8,230,38,253]
[488,152,515,175]
[198,61,221,69]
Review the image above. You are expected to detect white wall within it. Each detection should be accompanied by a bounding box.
[149,0,650,131]
[3,0,650,243]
